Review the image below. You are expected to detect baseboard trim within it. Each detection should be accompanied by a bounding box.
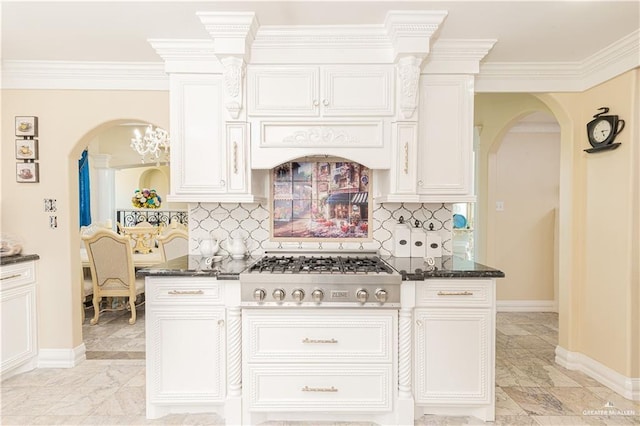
[497,300,557,312]
[555,345,639,401]
[37,343,87,368]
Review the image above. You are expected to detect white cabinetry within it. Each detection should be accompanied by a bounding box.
[416,74,475,201]
[376,74,475,203]
[1,260,38,380]
[146,277,229,419]
[414,279,496,421]
[248,65,393,117]
[168,73,265,203]
[242,309,400,424]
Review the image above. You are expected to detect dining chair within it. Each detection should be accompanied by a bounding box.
[79,220,113,322]
[157,228,189,262]
[117,221,162,254]
[82,228,145,325]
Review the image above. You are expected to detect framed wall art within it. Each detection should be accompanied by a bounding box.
[271,160,372,241]
[15,139,38,160]
[16,162,39,183]
[15,116,38,137]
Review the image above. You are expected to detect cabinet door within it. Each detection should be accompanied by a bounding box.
[321,66,393,116]
[146,306,225,404]
[247,66,319,116]
[414,307,492,405]
[1,262,37,376]
[169,74,226,199]
[417,75,474,200]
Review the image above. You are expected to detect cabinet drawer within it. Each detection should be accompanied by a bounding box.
[1,262,36,290]
[245,364,392,412]
[243,309,395,363]
[416,280,494,308]
[145,277,222,305]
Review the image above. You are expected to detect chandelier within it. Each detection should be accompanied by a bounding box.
[130,125,170,165]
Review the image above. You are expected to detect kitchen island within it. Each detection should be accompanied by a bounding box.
[138,255,504,424]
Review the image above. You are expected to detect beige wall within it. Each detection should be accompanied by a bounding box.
[476,70,639,378]
[546,70,639,378]
[1,89,168,351]
[493,128,560,301]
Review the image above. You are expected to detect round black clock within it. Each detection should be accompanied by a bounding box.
[585,107,625,153]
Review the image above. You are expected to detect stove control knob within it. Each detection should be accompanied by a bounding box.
[356,289,369,303]
[311,289,324,303]
[292,288,305,303]
[272,288,286,302]
[375,289,388,303]
[253,288,266,302]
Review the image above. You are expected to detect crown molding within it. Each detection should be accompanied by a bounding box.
[476,29,640,92]
[0,60,168,90]
[197,12,259,60]
[422,39,497,74]
[2,30,636,92]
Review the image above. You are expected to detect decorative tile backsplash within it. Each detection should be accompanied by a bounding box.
[188,202,452,257]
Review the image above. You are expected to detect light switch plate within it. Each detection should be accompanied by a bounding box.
[496,201,504,211]
[44,199,57,212]
[49,216,58,229]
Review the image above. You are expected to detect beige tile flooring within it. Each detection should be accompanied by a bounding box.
[2,308,639,425]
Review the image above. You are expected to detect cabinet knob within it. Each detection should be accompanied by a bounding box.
[322,99,329,106]
[417,180,424,187]
[313,100,319,107]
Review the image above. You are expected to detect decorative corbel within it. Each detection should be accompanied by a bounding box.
[221,57,245,119]
[397,56,423,119]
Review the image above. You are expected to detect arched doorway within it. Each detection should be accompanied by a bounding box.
[75,120,184,353]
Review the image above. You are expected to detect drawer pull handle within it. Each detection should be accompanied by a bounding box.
[437,291,474,296]
[302,338,337,344]
[302,386,338,393]
[168,290,204,295]
[1,274,23,281]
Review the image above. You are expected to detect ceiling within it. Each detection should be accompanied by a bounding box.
[1,1,639,65]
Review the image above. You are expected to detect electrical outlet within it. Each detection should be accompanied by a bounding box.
[49,216,58,229]
[496,201,505,211]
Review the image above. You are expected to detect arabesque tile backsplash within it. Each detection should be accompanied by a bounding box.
[188,202,453,257]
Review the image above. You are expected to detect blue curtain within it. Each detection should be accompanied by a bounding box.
[78,149,92,227]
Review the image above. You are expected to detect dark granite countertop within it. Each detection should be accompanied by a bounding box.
[138,253,503,281]
[137,255,259,279]
[384,256,505,280]
[0,253,40,266]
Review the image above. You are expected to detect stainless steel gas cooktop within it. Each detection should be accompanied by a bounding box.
[239,251,401,308]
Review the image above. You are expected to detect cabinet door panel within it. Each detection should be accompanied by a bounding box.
[322,66,393,116]
[415,308,492,404]
[248,67,319,116]
[1,284,37,373]
[417,75,474,198]
[170,74,226,196]
[147,308,225,403]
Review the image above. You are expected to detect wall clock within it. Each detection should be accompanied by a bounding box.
[585,107,625,153]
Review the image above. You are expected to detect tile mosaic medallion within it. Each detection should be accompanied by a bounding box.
[189,202,452,257]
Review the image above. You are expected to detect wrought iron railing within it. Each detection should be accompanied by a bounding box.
[116,209,188,228]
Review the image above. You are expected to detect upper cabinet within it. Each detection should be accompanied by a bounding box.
[247,65,394,117]
[167,73,266,203]
[416,74,475,201]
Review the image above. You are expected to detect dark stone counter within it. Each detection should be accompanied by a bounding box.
[137,255,259,280]
[138,254,504,281]
[0,254,40,266]
[384,256,505,280]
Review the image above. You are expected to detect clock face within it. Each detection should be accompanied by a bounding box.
[592,119,612,143]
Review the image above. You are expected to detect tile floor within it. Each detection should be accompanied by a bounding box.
[2,308,639,425]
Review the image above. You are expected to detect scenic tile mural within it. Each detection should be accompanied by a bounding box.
[271,161,371,240]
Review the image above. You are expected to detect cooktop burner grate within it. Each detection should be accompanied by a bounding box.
[248,255,394,274]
